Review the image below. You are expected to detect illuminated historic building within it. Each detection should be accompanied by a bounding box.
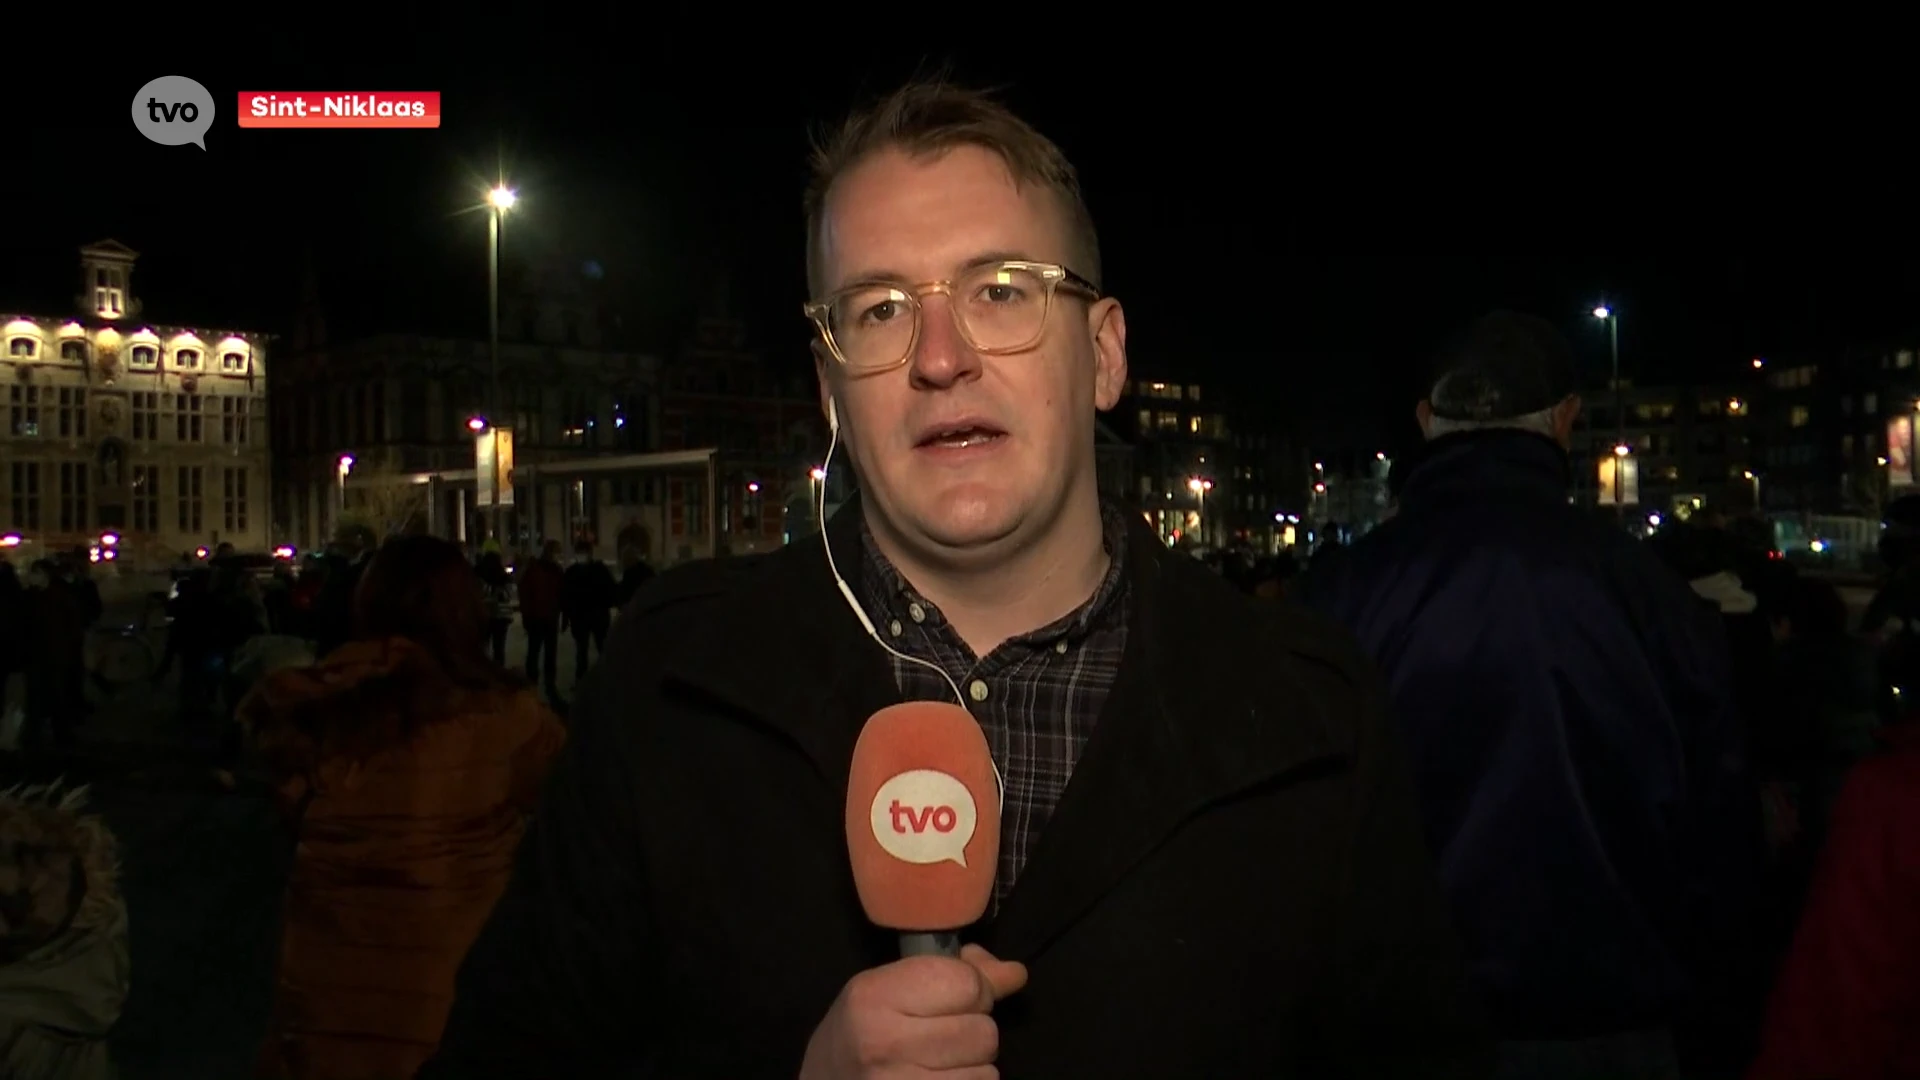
[1,241,271,567]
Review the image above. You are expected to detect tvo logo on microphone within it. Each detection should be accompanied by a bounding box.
[869,769,977,867]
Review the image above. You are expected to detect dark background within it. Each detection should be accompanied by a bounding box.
[2,37,1912,455]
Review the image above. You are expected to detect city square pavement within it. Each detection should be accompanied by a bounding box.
[2,607,584,1080]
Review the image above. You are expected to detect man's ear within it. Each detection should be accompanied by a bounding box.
[1415,399,1435,438]
[1552,395,1582,446]
[1090,299,1128,411]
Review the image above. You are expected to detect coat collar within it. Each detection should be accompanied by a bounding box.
[1402,428,1571,508]
[661,500,1350,958]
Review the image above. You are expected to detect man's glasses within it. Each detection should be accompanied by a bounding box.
[804,260,1099,373]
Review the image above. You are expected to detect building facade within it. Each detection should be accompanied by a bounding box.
[2,241,271,568]
[271,328,666,555]
[1753,347,1920,520]
[1572,378,1760,526]
[1111,378,1230,547]
[651,316,829,562]
[272,273,843,566]
[1110,377,1305,552]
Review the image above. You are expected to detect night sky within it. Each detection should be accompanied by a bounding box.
[7,39,1917,456]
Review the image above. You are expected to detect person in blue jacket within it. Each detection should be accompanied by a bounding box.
[1299,310,1752,1080]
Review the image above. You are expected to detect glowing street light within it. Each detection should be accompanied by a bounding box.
[483,182,517,543]
[1593,304,1626,520]
[1188,476,1214,547]
[809,467,826,482]
[335,454,354,518]
[1613,443,1631,457]
[1751,357,1765,369]
[467,416,488,432]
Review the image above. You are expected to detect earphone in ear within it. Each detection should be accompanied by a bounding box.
[828,396,839,436]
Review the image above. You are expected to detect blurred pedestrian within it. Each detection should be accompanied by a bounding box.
[1301,311,1751,1078]
[0,781,130,1080]
[242,535,564,1079]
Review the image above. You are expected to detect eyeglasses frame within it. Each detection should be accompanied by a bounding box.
[803,260,1101,373]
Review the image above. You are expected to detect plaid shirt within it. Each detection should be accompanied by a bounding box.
[858,504,1131,906]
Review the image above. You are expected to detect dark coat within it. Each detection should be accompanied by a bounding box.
[421,509,1489,1079]
[1298,430,1753,1041]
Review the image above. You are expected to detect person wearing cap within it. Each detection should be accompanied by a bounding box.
[1298,311,1751,1078]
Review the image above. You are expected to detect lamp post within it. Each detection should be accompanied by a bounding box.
[1593,305,1623,518]
[486,184,516,545]
[335,454,354,520]
[808,466,827,529]
[1188,476,1213,547]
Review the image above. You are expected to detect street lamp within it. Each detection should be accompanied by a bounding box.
[486,184,516,545]
[336,453,354,520]
[1744,469,1761,508]
[1188,476,1213,546]
[1593,304,1624,518]
[808,467,827,526]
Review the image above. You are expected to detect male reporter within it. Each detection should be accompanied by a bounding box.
[420,81,1488,1078]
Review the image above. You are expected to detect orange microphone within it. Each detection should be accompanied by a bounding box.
[846,701,1001,957]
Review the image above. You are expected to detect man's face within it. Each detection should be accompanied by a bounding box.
[813,146,1126,559]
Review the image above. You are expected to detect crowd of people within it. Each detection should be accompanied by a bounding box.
[0,531,648,1078]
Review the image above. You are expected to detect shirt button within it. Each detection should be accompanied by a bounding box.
[908,603,926,624]
[888,619,902,637]
[968,679,990,702]
[1054,640,1069,655]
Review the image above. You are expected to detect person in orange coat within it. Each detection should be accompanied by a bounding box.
[240,534,565,1080]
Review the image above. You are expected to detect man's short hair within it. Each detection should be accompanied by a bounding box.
[803,79,1102,297]
[1425,404,1562,441]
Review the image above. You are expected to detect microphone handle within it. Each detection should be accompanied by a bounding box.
[898,932,961,958]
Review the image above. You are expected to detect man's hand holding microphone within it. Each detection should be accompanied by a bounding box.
[801,944,1025,1078]
[809,702,1018,1078]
